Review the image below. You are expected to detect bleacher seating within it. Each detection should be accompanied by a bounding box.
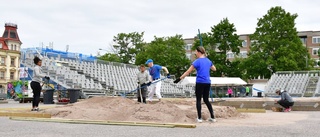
[265,71,319,97]
[23,48,320,98]
[21,48,190,98]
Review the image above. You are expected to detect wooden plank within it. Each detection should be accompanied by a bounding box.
[0,100,8,104]
[236,108,266,113]
[0,112,51,118]
[9,117,196,128]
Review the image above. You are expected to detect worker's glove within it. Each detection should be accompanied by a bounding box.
[45,76,50,80]
[147,82,152,86]
[174,78,181,83]
[167,73,171,78]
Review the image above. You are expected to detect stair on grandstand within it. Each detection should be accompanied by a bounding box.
[63,61,107,90]
[161,79,190,98]
[21,62,71,89]
[42,69,73,88]
[314,77,320,97]
[82,90,106,98]
[304,77,318,97]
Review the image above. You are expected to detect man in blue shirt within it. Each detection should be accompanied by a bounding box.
[145,59,170,102]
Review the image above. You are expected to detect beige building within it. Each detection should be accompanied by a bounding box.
[184,31,320,66]
[0,23,21,93]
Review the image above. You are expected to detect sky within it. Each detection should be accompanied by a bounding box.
[1,0,319,56]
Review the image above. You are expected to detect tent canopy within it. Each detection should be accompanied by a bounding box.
[180,76,247,86]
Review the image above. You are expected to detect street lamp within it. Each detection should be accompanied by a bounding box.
[99,48,114,54]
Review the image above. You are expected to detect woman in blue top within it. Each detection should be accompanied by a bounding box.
[174,46,216,123]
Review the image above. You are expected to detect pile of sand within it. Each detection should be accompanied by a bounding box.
[44,97,245,123]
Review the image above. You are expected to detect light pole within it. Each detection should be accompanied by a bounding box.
[267,64,273,77]
[98,48,115,55]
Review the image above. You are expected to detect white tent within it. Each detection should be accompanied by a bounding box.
[179,76,247,86]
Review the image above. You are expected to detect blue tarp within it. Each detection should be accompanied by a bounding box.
[21,47,97,62]
[253,88,264,92]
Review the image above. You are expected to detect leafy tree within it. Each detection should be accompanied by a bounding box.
[98,53,121,62]
[245,6,309,79]
[112,32,145,64]
[135,35,190,77]
[193,18,243,77]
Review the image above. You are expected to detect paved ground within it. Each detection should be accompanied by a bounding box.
[1,99,320,137]
[1,111,320,137]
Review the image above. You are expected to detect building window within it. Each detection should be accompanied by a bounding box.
[242,40,247,47]
[313,37,320,44]
[14,45,16,50]
[0,57,5,65]
[0,43,2,48]
[10,31,17,39]
[300,38,307,44]
[185,44,192,50]
[10,44,13,50]
[227,52,234,58]
[312,48,319,55]
[240,51,248,58]
[10,72,14,80]
[11,57,15,67]
[186,53,192,60]
[0,71,4,79]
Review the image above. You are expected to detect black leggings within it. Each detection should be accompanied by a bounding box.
[277,100,294,109]
[31,81,41,107]
[195,83,214,119]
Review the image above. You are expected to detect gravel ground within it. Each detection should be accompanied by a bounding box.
[1,111,320,137]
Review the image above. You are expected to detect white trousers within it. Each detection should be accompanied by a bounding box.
[148,81,162,101]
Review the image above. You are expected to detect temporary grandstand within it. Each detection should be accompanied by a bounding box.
[265,71,320,97]
[20,47,191,98]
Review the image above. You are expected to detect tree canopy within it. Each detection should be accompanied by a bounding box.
[135,35,190,77]
[98,53,121,63]
[193,18,243,77]
[112,32,145,64]
[243,6,309,79]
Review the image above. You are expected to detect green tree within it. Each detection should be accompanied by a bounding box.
[113,32,145,64]
[135,35,190,77]
[98,53,121,62]
[245,6,309,79]
[193,18,243,77]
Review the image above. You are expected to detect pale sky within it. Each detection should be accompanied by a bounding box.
[1,0,319,56]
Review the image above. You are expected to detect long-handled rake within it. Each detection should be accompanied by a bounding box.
[121,77,168,97]
[138,83,143,103]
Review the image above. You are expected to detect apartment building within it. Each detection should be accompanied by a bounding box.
[184,31,320,66]
[0,23,21,92]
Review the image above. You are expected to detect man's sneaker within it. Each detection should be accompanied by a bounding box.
[208,118,217,123]
[283,108,290,112]
[197,118,203,123]
[288,107,292,112]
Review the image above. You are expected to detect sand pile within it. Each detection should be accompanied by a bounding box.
[44,97,244,123]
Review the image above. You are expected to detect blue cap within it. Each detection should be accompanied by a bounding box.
[145,59,153,64]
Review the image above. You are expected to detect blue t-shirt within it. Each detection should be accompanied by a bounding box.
[149,64,162,80]
[192,58,213,84]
